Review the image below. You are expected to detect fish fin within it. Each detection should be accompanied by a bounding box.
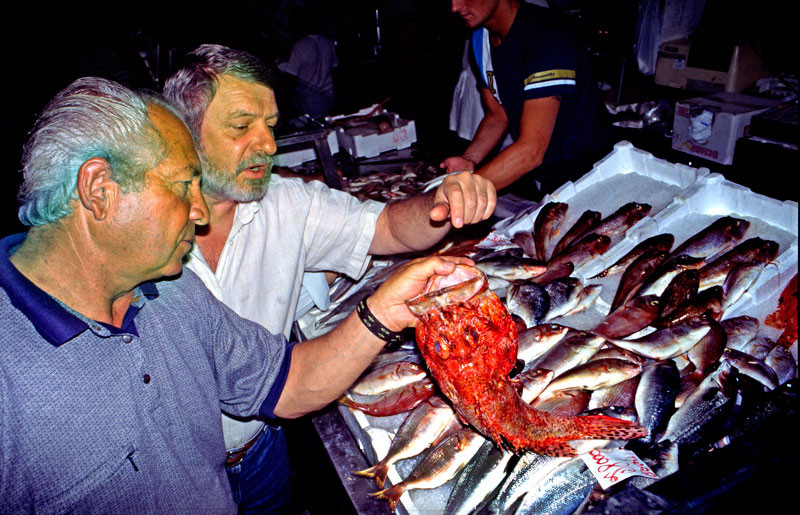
[337,394,354,407]
[574,414,648,441]
[531,441,578,457]
[370,484,406,511]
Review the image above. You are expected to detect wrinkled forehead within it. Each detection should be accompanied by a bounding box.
[208,74,277,117]
[147,104,200,166]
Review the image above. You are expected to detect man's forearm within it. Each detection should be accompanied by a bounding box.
[476,138,545,191]
[273,307,385,418]
[461,110,508,166]
[370,191,450,255]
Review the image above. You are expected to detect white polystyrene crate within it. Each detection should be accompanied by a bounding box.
[274,130,339,168]
[489,141,710,280]
[336,116,417,159]
[650,174,798,336]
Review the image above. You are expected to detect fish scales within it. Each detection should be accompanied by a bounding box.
[534,202,568,262]
[354,396,455,488]
[610,249,670,313]
[408,265,646,457]
[591,233,674,279]
[513,459,596,515]
[443,439,514,515]
[370,427,485,512]
[634,360,681,445]
[552,210,601,259]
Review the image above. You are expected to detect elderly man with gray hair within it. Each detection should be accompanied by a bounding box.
[0,76,465,513]
[163,43,497,512]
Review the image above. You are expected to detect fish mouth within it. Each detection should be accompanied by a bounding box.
[407,265,488,315]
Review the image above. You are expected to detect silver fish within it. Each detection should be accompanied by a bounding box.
[588,375,641,410]
[637,255,705,298]
[489,453,568,514]
[720,316,760,350]
[475,257,547,282]
[669,216,750,261]
[516,368,556,404]
[720,348,778,390]
[543,277,584,322]
[566,284,603,317]
[370,427,485,511]
[602,318,712,360]
[537,359,643,401]
[354,396,456,488]
[728,335,775,361]
[444,439,514,515]
[659,361,739,450]
[685,319,727,375]
[634,360,680,445]
[513,458,597,515]
[698,238,779,290]
[531,389,592,416]
[528,331,606,378]
[591,233,675,279]
[517,323,570,365]
[722,261,766,311]
[506,281,549,328]
[350,361,428,396]
[765,345,797,385]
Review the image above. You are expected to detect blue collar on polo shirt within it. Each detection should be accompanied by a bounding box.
[0,233,159,347]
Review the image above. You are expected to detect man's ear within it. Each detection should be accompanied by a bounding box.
[76,158,117,221]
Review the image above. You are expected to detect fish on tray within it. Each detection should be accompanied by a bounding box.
[338,377,435,416]
[533,201,568,261]
[406,264,646,457]
[551,209,601,259]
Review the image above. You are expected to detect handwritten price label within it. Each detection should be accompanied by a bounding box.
[580,448,658,490]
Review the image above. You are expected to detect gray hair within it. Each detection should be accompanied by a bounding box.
[163,44,273,141]
[18,77,168,226]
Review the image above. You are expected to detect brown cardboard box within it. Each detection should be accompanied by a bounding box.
[672,92,784,165]
[655,39,770,93]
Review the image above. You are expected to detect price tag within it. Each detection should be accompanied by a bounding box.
[580,448,658,490]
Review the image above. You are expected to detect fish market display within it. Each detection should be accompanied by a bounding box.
[317,198,796,514]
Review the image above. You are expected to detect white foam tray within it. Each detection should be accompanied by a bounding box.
[274,129,339,168]
[330,104,417,159]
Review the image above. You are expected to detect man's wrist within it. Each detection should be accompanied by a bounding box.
[357,297,405,348]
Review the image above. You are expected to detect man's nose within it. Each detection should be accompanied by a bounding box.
[451,0,463,12]
[189,186,210,226]
[253,122,277,156]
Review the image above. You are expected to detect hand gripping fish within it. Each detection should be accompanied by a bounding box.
[406,265,647,457]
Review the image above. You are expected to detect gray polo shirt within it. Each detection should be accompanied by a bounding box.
[0,233,293,514]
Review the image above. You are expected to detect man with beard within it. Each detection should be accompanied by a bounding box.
[164,44,496,512]
[442,0,610,198]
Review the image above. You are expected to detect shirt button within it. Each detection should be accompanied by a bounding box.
[122,335,133,344]
[143,374,151,384]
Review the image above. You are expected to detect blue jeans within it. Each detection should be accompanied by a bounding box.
[226,424,291,514]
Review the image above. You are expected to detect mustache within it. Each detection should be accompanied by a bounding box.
[237,152,274,173]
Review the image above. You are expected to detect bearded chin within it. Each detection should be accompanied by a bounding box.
[202,167,272,202]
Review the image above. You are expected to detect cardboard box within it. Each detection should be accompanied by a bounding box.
[672,92,784,165]
[655,39,770,94]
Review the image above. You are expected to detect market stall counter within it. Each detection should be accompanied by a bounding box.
[296,141,798,514]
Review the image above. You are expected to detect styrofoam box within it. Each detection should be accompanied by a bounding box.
[332,110,417,159]
[304,141,798,514]
[273,130,339,168]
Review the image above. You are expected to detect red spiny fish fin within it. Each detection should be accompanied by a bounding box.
[574,414,648,441]
[531,441,578,458]
[370,484,406,512]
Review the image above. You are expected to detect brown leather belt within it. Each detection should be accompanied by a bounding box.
[225,427,266,468]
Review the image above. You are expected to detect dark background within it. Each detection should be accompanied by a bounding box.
[3,0,797,235]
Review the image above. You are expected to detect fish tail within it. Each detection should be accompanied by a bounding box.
[337,394,354,407]
[353,463,389,488]
[370,483,406,512]
[573,414,648,441]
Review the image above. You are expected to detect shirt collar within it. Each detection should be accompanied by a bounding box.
[0,233,160,347]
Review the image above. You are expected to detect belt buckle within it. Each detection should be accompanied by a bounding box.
[225,427,265,468]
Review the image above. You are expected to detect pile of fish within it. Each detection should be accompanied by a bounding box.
[334,201,797,514]
[342,162,447,202]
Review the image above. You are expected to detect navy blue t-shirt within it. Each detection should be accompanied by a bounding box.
[471,3,606,166]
